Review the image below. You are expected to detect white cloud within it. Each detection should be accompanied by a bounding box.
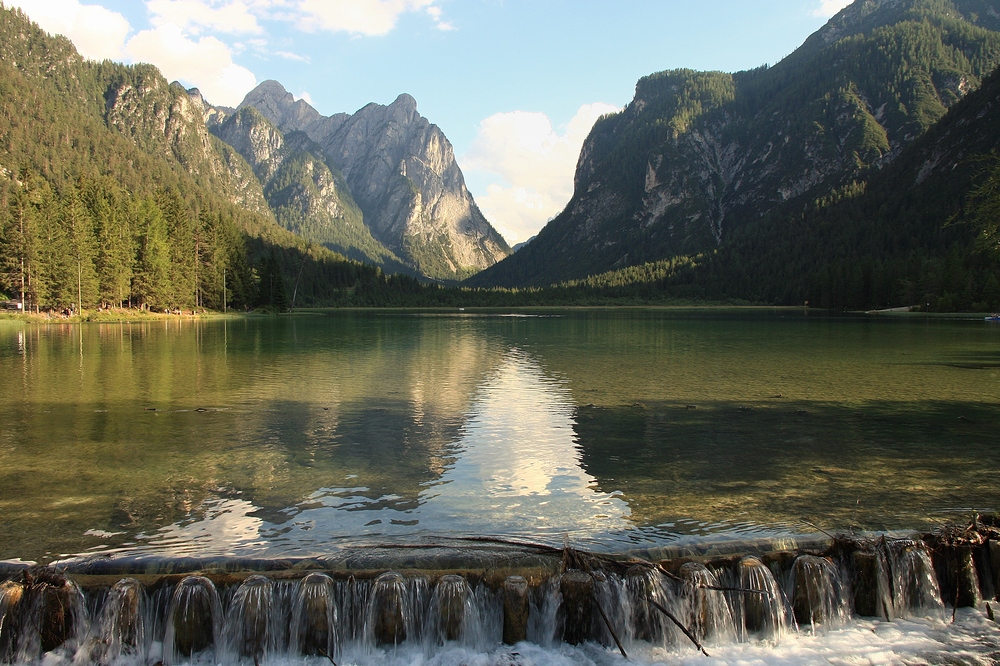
[126,23,257,107]
[146,0,262,35]
[8,0,130,60]
[291,0,442,36]
[426,5,453,31]
[297,91,314,105]
[463,103,620,245]
[275,50,310,62]
[812,0,853,17]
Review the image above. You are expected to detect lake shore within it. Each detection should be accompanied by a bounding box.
[1,304,996,325]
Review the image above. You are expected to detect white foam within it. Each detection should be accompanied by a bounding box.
[128,608,1000,666]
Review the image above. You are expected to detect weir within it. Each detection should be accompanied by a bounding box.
[0,523,999,665]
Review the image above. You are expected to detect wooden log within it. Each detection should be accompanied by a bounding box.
[502,576,529,645]
[233,575,273,660]
[625,565,659,642]
[32,571,80,653]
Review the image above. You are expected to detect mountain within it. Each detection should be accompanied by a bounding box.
[209,81,511,281]
[471,0,1000,288]
[0,5,382,312]
[549,60,1000,311]
[512,236,536,252]
[209,104,407,271]
[686,60,1000,311]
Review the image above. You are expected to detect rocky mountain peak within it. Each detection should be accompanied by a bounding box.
[388,93,418,120]
[215,83,510,279]
[239,80,322,135]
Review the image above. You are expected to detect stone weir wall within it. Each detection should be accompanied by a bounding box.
[0,520,998,664]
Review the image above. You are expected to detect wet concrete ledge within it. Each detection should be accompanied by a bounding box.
[0,535,837,590]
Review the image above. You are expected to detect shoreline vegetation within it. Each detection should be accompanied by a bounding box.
[1,303,996,325]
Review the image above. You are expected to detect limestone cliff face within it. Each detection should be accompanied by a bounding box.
[209,105,400,268]
[102,69,271,217]
[234,82,510,280]
[470,0,1000,287]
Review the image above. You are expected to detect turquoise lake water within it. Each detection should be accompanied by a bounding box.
[1,309,997,563]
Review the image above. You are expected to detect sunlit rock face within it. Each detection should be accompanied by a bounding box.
[230,81,510,280]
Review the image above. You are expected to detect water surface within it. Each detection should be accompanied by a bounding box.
[1,309,997,563]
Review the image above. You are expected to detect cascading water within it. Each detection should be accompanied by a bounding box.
[422,574,494,650]
[0,537,991,666]
[162,576,223,665]
[889,541,944,615]
[789,555,849,632]
[679,562,736,645]
[223,574,282,663]
[526,574,560,647]
[731,556,791,643]
[850,545,895,620]
[288,572,338,659]
[86,578,149,664]
[2,570,88,663]
[363,572,416,648]
[620,565,677,647]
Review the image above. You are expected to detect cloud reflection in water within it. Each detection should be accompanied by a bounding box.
[123,348,631,557]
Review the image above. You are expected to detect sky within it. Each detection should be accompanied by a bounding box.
[8,0,853,245]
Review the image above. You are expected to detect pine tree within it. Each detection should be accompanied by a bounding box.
[133,197,172,310]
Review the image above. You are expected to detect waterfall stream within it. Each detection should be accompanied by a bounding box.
[1,538,998,665]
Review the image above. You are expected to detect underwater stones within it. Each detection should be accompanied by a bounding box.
[559,569,593,645]
[502,576,529,645]
[371,571,408,646]
[852,550,893,619]
[166,575,222,659]
[290,572,338,657]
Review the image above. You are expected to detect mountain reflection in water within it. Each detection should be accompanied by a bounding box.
[127,347,630,557]
[0,310,998,563]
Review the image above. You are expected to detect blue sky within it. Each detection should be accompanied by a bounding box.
[9,0,852,243]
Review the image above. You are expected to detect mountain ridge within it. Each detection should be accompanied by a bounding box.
[470,0,1000,288]
[206,80,511,281]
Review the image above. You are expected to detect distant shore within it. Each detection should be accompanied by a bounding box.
[1,304,996,324]
[0,308,232,324]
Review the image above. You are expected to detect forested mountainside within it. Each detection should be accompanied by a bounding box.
[203,81,511,281]
[470,0,1000,290]
[659,63,1000,311]
[0,5,397,312]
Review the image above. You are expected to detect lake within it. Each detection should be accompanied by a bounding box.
[1,309,998,564]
